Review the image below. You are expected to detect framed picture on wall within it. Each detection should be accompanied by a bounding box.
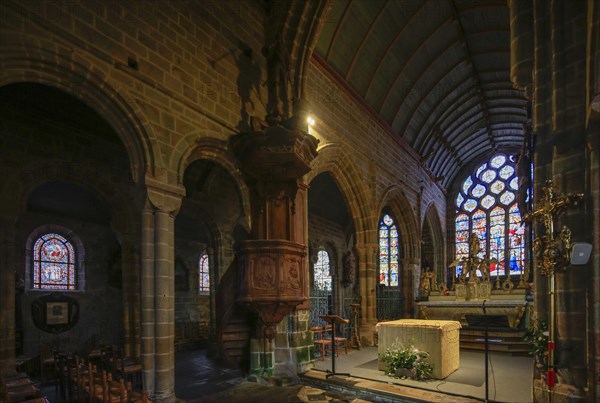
[46,302,69,325]
[32,292,79,334]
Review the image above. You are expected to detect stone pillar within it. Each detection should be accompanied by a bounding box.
[140,201,156,395]
[140,179,184,403]
[510,0,594,400]
[153,210,175,402]
[588,124,600,401]
[358,243,377,346]
[0,214,17,376]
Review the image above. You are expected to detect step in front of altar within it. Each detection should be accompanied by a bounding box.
[459,328,530,355]
[417,300,531,355]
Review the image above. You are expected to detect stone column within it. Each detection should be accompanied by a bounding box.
[588,125,600,401]
[0,214,17,376]
[141,179,184,403]
[357,243,377,346]
[153,210,175,402]
[140,201,156,395]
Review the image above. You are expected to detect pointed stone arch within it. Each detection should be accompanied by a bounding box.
[307,143,373,245]
[175,136,251,227]
[376,185,421,318]
[377,186,420,263]
[0,35,157,183]
[422,202,446,290]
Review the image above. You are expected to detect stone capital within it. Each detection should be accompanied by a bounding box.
[145,174,185,214]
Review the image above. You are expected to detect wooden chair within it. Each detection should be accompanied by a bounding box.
[53,350,69,400]
[103,375,126,403]
[87,335,104,369]
[311,325,332,360]
[39,340,57,384]
[126,381,151,403]
[110,347,142,390]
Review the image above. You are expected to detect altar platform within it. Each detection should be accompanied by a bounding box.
[417,299,530,329]
[310,346,533,403]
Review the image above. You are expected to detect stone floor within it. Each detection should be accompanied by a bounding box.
[33,347,531,402]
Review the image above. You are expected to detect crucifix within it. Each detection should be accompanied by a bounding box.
[523,180,583,400]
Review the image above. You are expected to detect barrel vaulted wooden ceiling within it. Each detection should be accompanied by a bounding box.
[314,0,528,189]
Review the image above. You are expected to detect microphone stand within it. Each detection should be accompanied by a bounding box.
[483,299,489,402]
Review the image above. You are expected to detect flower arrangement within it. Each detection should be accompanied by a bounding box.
[524,319,549,365]
[379,339,433,381]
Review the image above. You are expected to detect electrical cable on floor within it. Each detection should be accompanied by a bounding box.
[435,379,447,392]
[488,350,497,401]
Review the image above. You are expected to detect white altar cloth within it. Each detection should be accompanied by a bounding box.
[376,319,461,379]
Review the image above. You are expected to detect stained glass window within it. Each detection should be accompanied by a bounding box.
[199,252,210,292]
[379,214,399,287]
[508,204,525,274]
[454,153,528,276]
[314,249,332,291]
[33,233,76,290]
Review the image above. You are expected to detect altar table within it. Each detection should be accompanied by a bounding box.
[376,319,461,379]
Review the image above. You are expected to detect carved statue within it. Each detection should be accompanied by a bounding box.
[469,232,482,258]
[419,269,434,295]
[262,35,291,121]
[342,249,356,286]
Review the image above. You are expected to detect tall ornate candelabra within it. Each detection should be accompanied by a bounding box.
[523,180,583,400]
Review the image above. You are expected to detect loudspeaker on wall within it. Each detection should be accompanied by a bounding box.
[570,243,592,265]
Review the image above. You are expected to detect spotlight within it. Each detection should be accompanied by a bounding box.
[307,116,315,126]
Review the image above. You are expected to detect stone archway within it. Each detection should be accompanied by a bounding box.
[422,203,445,292]
[377,186,421,319]
[0,37,156,182]
[307,144,376,344]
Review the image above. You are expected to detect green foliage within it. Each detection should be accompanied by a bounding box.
[524,319,549,364]
[379,341,433,381]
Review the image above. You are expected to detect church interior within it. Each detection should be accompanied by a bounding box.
[0,1,598,402]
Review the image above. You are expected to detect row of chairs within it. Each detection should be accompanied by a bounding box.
[0,372,48,403]
[52,349,149,403]
[311,324,348,360]
[86,345,143,390]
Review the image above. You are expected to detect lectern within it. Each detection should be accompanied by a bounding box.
[319,314,349,378]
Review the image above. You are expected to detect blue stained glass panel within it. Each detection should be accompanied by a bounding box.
[455,154,529,280]
[476,163,487,179]
[481,169,496,183]
[490,155,506,168]
[379,214,400,287]
[500,165,514,179]
[199,252,210,292]
[472,184,486,198]
[33,233,75,290]
[315,249,332,291]
[463,177,473,194]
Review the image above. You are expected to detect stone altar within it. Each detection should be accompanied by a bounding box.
[376,319,461,379]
